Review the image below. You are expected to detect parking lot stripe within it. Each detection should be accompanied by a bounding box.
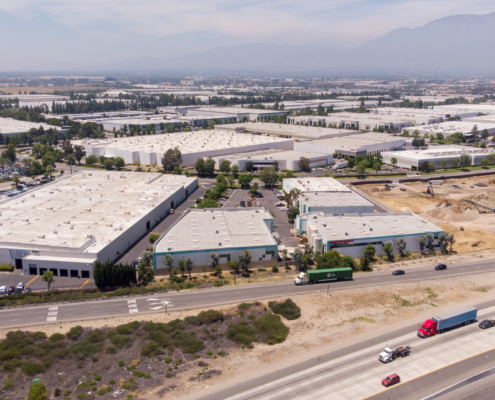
[26,276,39,286]
[80,279,90,289]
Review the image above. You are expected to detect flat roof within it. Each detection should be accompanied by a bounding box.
[305,212,442,241]
[301,191,373,207]
[302,133,405,149]
[155,208,276,253]
[408,121,495,135]
[0,171,197,253]
[434,104,495,113]
[213,149,327,162]
[382,147,492,160]
[75,131,293,154]
[218,122,350,139]
[284,177,351,193]
[0,117,61,134]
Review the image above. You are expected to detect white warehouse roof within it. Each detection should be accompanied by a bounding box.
[0,117,64,136]
[283,177,351,193]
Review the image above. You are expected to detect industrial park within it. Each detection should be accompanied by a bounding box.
[3,3,495,400]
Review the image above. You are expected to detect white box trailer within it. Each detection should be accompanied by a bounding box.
[429,180,443,185]
[333,161,348,170]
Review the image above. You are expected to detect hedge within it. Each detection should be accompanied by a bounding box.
[0,264,14,272]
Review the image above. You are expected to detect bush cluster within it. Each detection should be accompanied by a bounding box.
[0,264,14,272]
[268,299,301,320]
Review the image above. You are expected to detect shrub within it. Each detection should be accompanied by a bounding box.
[64,390,72,396]
[0,264,14,272]
[247,314,256,321]
[254,313,289,345]
[106,346,116,354]
[97,386,113,395]
[27,382,48,400]
[49,333,65,342]
[217,351,226,356]
[198,310,224,324]
[66,326,83,340]
[54,388,61,397]
[226,322,257,346]
[141,342,163,357]
[166,373,173,378]
[31,331,47,340]
[109,333,132,349]
[206,351,213,356]
[3,377,13,390]
[70,329,105,357]
[238,303,251,310]
[268,299,301,320]
[94,373,101,381]
[109,379,115,385]
[92,356,99,363]
[77,394,86,400]
[3,359,22,372]
[133,370,146,378]
[184,316,203,326]
[165,357,172,363]
[22,361,46,376]
[173,332,204,354]
[116,321,141,335]
[271,265,279,273]
[118,361,124,367]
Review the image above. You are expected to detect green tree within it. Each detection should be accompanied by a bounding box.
[163,254,174,276]
[245,161,254,172]
[114,157,125,170]
[231,164,239,178]
[373,161,381,174]
[5,143,16,162]
[86,154,98,165]
[149,233,160,244]
[172,166,182,175]
[185,257,194,279]
[355,161,367,175]
[390,157,397,168]
[440,160,447,170]
[451,157,459,168]
[428,162,436,172]
[447,234,455,252]
[342,255,359,271]
[316,250,342,269]
[138,263,153,286]
[259,168,279,187]
[420,161,431,172]
[418,235,426,254]
[382,242,394,261]
[482,129,489,140]
[46,165,54,180]
[237,250,251,274]
[481,158,489,168]
[488,153,495,165]
[426,233,435,251]
[438,232,449,253]
[162,146,182,173]
[73,145,86,165]
[219,160,231,173]
[459,154,470,168]
[104,159,114,170]
[347,158,356,169]
[11,173,20,188]
[396,238,407,257]
[238,174,253,188]
[298,157,311,172]
[42,271,55,290]
[287,207,299,223]
[364,244,376,264]
[195,158,206,176]
[178,259,185,277]
[227,175,235,187]
[471,124,479,141]
[209,253,219,270]
[293,247,303,271]
[27,382,48,400]
[204,157,215,177]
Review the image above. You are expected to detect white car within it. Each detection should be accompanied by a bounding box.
[0,286,6,295]
[16,282,24,290]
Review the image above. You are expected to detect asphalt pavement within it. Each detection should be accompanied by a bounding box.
[1,259,494,330]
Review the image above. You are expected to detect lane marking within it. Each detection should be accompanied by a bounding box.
[129,309,138,313]
[49,306,58,311]
[80,279,90,289]
[47,317,57,321]
[26,276,39,286]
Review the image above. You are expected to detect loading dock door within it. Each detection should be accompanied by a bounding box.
[15,259,22,270]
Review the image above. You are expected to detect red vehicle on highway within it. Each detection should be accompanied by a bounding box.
[381,373,400,387]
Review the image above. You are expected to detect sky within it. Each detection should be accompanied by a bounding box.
[1,0,495,70]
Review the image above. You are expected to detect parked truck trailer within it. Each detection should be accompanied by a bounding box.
[417,306,477,338]
[294,267,353,285]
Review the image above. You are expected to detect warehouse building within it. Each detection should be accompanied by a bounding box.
[295,213,444,258]
[180,106,288,121]
[366,107,477,125]
[216,122,352,140]
[212,149,332,171]
[75,131,294,167]
[288,113,412,132]
[0,117,67,136]
[433,104,495,115]
[282,177,374,214]
[294,133,405,158]
[402,121,495,138]
[0,171,198,278]
[153,208,278,269]
[381,147,493,170]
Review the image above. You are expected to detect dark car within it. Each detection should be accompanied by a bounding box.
[382,373,400,387]
[479,319,495,329]
[14,288,23,295]
[24,288,32,294]
[6,286,15,295]
[435,264,447,270]
[256,193,263,198]
[392,270,405,276]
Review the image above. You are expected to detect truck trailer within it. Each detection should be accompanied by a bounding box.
[294,267,353,285]
[417,306,477,338]
[378,346,411,363]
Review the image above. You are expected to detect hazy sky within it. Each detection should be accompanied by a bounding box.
[1,0,495,69]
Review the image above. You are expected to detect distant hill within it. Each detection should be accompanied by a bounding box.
[112,13,495,75]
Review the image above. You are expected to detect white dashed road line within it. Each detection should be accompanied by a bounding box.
[128,299,138,314]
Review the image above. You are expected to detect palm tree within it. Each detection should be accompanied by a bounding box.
[67,154,75,174]
[185,257,193,279]
[12,173,20,189]
[46,166,54,180]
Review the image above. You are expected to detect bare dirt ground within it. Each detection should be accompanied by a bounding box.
[5,272,495,400]
[361,177,495,253]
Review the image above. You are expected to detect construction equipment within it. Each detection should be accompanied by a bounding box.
[458,199,495,214]
[423,185,434,197]
[436,199,451,207]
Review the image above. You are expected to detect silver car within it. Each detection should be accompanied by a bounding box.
[0,286,6,295]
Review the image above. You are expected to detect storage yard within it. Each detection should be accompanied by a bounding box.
[360,176,495,253]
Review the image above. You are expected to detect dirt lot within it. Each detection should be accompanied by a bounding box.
[361,177,495,253]
[4,271,495,400]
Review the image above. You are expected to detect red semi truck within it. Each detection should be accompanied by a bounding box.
[417,306,478,338]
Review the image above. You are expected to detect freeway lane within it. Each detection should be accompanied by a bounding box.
[205,305,495,400]
[0,259,495,329]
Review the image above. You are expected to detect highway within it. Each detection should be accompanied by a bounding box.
[0,258,495,330]
[199,303,495,400]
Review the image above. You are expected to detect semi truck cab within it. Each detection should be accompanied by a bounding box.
[417,320,437,337]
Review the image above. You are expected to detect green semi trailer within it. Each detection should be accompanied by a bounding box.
[294,267,353,285]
